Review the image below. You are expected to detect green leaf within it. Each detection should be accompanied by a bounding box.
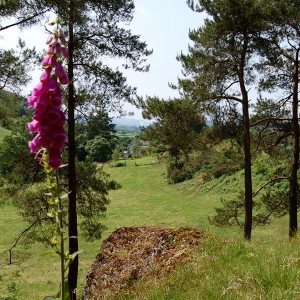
[56,281,70,300]
[47,198,57,205]
[47,208,57,218]
[60,192,70,199]
[68,250,83,262]
[43,297,57,300]
[43,250,56,256]
[50,236,59,245]
[58,163,68,169]
[63,281,70,300]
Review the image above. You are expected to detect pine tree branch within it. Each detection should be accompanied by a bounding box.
[253,193,289,227]
[251,116,291,127]
[0,9,49,31]
[252,177,290,198]
[271,132,292,148]
[272,37,294,62]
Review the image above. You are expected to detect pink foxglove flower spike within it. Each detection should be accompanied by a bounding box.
[28,23,68,170]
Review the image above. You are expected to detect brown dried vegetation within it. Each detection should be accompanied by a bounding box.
[84,226,207,299]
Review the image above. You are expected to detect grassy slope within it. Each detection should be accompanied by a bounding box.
[0,156,294,299]
[0,126,10,142]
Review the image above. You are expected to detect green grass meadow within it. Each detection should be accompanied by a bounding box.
[0,156,298,299]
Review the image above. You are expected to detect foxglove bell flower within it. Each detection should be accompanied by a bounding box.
[40,68,52,83]
[28,25,68,170]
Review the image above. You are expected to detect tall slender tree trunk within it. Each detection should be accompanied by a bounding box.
[289,50,299,238]
[242,93,253,240]
[239,36,253,240]
[67,1,79,298]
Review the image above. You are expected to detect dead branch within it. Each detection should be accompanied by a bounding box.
[1,217,52,264]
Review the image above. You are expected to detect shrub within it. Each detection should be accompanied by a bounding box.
[166,158,193,184]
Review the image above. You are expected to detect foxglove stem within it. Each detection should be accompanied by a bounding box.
[56,170,65,300]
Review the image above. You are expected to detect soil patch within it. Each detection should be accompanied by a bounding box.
[84,226,207,299]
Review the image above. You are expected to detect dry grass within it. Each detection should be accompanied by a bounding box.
[84,226,207,299]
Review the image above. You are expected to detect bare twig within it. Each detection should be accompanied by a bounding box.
[1,217,52,264]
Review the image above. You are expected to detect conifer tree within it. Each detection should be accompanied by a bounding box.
[178,0,267,239]
[254,0,300,238]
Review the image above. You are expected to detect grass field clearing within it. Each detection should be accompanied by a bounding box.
[0,156,295,299]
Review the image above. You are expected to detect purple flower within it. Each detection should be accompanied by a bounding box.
[45,106,61,123]
[47,46,55,54]
[58,29,67,45]
[34,94,50,113]
[28,134,41,152]
[32,82,46,97]
[48,147,63,170]
[47,77,59,94]
[42,54,57,68]
[49,37,58,46]
[46,35,55,45]
[62,47,69,59]
[52,126,68,148]
[39,133,53,148]
[40,68,52,83]
[51,90,63,107]
[55,43,62,55]
[27,119,40,133]
[28,26,69,170]
[55,64,69,85]
[27,95,38,108]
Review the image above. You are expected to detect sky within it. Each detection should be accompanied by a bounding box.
[0,0,205,119]
[124,0,204,117]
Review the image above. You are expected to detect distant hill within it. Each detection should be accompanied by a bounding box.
[112,118,152,134]
[112,117,151,128]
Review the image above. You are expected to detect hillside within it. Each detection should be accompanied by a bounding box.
[0,156,294,299]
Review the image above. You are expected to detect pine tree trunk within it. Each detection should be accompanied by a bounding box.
[239,35,253,240]
[289,51,299,238]
[242,96,253,240]
[67,2,79,298]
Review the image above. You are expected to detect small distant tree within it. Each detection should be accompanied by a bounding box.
[111,149,120,165]
[85,136,113,163]
[76,110,118,162]
[142,97,205,183]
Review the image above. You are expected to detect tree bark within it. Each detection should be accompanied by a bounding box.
[289,50,299,238]
[242,92,253,240]
[239,35,253,240]
[67,1,79,298]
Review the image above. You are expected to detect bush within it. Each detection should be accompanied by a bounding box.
[166,158,193,184]
[201,142,243,182]
[113,162,127,168]
[85,136,113,162]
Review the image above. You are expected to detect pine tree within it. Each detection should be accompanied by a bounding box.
[178,0,268,239]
